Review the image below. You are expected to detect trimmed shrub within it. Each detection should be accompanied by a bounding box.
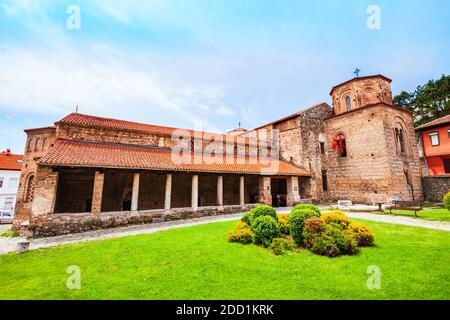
[226,228,253,244]
[241,212,253,226]
[444,192,450,211]
[277,214,290,235]
[242,205,278,226]
[320,211,350,227]
[288,208,321,246]
[252,216,281,247]
[347,222,375,246]
[292,204,321,216]
[270,238,294,255]
[304,216,326,234]
[306,223,359,257]
[235,221,251,230]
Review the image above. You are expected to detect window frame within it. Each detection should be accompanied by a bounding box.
[0,177,3,188]
[4,197,14,210]
[7,177,18,189]
[429,132,440,146]
[345,96,351,111]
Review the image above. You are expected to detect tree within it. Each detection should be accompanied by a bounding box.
[393,74,450,126]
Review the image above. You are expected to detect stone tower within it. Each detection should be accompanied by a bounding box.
[323,75,423,203]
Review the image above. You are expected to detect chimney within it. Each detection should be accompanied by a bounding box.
[5,149,11,156]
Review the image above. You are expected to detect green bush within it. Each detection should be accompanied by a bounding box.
[252,216,281,247]
[277,214,290,235]
[242,205,278,226]
[270,238,294,255]
[306,223,359,257]
[288,208,321,246]
[444,192,450,211]
[292,203,321,216]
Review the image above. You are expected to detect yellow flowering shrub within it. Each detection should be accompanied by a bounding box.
[277,214,290,235]
[226,228,253,244]
[346,222,375,246]
[320,211,350,227]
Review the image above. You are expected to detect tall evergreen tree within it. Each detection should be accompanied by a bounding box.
[393,74,450,126]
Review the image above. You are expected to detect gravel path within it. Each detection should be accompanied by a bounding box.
[1,209,449,256]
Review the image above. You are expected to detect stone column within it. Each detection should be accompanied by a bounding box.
[164,174,172,210]
[217,175,223,210]
[257,176,272,205]
[191,174,198,211]
[131,172,140,211]
[239,176,245,206]
[91,171,104,216]
[287,176,301,207]
[31,166,59,216]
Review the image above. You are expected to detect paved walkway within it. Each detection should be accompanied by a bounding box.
[1,209,449,256]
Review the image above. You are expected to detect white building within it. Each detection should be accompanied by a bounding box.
[0,149,22,212]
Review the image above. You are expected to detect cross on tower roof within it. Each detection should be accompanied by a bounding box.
[354,68,361,78]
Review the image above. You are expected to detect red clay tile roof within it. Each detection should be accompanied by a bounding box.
[39,139,309,176]
[56,113,255,145]
[0,153,23,171]
[415,114,450,131]
[329,74,392,95]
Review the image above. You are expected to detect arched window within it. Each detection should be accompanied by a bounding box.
[34,138,41,152]
[345,96,352,111]
[42,138,48,151]
[24,174,35,203]
[233,145,238,156]
[27,139,33,152]
[395,127,406,154]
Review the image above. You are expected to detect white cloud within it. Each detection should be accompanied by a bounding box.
[0,44,237,133]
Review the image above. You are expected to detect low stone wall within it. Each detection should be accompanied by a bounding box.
[27,204,258,238]
[422,176,450,202]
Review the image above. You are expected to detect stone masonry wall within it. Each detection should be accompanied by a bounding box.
[422,176,450,202]
[324,104,422,203]
[27,204,258,238]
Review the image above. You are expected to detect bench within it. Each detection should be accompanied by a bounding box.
[386,200,423,217]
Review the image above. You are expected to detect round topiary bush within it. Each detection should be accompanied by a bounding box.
[444,192,450,211]
[291,204,321,216]
[251,215,281,247]
[288,208,321,246]
[243,205,278,226]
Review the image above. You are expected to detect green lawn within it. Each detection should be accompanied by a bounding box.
[0,219,449,300]
[382,208,450,222]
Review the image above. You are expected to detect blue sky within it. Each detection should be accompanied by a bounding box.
[1,0,449,153]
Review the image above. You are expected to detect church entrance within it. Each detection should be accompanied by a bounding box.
[271,178,287,207]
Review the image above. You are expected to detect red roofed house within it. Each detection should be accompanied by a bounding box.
[13,74,423,237]
[416,114,450,176]
[0,149,23,213]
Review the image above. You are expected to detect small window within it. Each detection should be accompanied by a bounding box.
[444,159,450,174]
[346,96,351,111]
[4,197,14,210]
[320,142,325,154]
[8,177,18,189]
[290,157,294,163]
[429,132,440,146]
[395,128,406,154]
[234,145,238,156]
[27,139,33,152]
[322,170,328,192]
[34,138,41,152]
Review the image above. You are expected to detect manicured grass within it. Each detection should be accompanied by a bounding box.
[382,208,450,222]
[0,219,449,300]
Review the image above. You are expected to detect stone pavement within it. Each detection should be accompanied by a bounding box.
[1,208,449,256]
